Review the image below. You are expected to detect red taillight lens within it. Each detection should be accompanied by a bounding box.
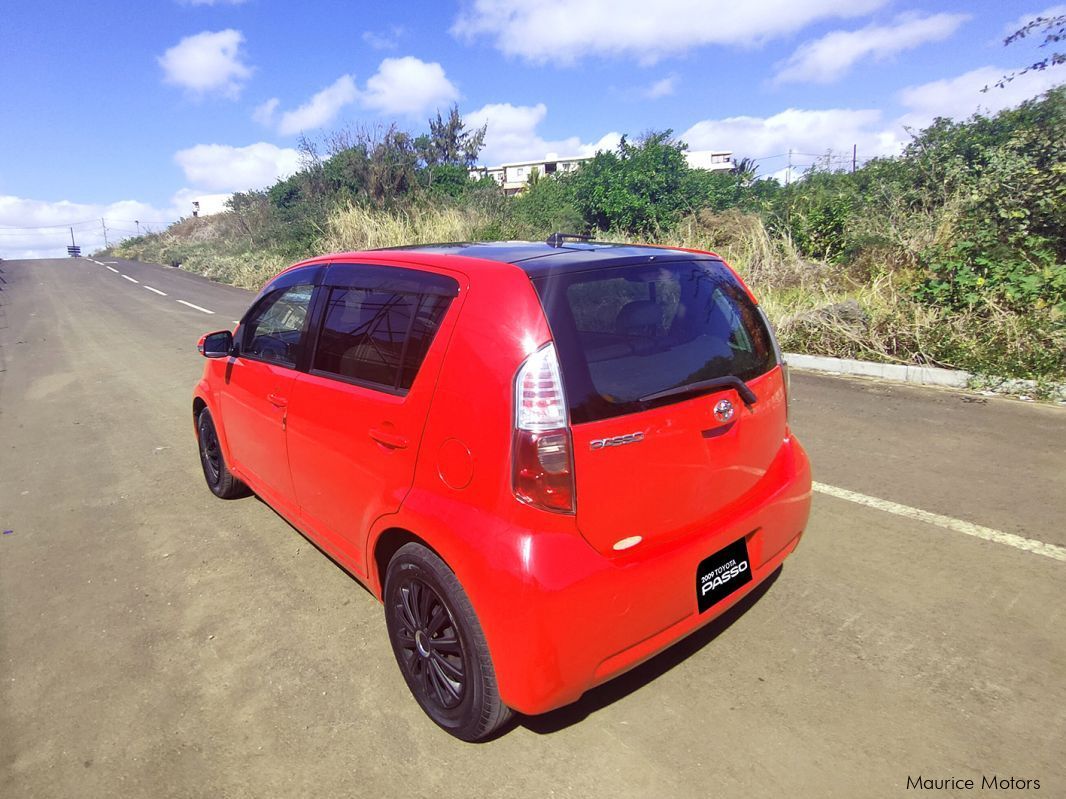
[513,429,574,512]
[513,343,574,513]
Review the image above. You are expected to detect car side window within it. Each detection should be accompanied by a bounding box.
[312,277,453,392]
[241,284,314,367]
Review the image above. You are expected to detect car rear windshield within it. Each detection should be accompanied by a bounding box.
[532,258,777,424]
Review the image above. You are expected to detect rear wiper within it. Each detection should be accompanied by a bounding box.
[639,376,757,407]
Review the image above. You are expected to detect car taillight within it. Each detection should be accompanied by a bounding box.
[513,342,574,513]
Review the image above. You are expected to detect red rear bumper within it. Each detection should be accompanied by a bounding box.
[489,436,812,715]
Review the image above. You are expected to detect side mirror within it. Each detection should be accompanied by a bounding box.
[197,330,234,358]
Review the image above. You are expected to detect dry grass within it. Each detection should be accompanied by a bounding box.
[111,204,1063,386]
[316,203,486,253]
[113,234,289,290]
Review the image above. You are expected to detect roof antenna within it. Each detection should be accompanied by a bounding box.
[546,232,592,248]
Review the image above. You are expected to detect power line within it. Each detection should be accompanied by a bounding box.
[0,219,99,230]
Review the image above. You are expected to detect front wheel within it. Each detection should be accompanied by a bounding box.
[384,543,513,741]
[196,408,248,499]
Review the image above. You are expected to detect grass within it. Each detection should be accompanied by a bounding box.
[317,203,483,253]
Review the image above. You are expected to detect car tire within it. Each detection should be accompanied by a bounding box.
[384,543,513,742]
[196,408,248,499]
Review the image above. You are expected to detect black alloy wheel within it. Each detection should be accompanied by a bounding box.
[196,409,247,499]
[384,543,512,741]
[393,575,466,710]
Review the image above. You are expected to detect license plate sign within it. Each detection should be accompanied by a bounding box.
[696,537,752,613]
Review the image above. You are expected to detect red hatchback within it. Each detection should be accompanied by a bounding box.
[193,237,812,740]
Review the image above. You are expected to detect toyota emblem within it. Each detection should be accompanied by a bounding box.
[713,398,735,422]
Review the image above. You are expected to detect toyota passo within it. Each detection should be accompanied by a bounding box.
[192,237,812,741]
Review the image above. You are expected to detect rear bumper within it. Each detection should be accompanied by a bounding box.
[489,435,812,715]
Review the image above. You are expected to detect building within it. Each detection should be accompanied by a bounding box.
[470,149,733,195]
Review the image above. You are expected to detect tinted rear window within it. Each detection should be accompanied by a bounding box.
[312,285,451,392]
[533,259,776,423]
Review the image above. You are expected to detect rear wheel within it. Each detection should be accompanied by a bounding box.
[196,408,247,499]
[384,543,513,742]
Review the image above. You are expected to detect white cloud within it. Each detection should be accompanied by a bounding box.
[681,108,903,162]
[158,29,252,98]
[361,57,459,116]
[0,193,200,259]
[362,26,404,50]
[678,62,1063,178]
[775,13,969,85]
[643,75,677,99]
[277,75,358,135]
[173,142,301,192]
[1002,5,1066,35]
[252,97,280,126]
[465,102,621,164]
[453,0,887,64]
[896,64,1065,130]
[169,188,233,216]
[261,58,460,136]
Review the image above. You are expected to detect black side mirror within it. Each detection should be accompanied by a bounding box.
[198,330,234,358]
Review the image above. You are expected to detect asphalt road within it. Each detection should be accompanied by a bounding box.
[2,257,1064,798]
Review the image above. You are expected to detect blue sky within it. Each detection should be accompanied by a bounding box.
[1,0,1062,257]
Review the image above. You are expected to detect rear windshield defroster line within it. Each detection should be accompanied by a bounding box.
[532,258,777,425]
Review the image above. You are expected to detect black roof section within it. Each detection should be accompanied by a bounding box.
[371,240,719,278]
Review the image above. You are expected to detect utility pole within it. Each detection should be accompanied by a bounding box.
[852,144,857,173]
[786,149,792,185]
[100,218,109,248]
[70,227,76,247]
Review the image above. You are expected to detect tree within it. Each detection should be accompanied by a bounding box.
[570,131,700,235]
[415,104,487,168]
[730,157,758,182]
[991,12,1065,88]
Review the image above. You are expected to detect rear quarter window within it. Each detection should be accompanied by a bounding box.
[534,259,777,423]
[310,264,458,393]
[312,288,450,391]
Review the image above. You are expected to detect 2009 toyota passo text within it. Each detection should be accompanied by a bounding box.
[192,237,812,741]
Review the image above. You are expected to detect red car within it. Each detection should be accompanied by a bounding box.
[193,236,811,741]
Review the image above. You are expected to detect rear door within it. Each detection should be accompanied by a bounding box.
[285,263,461,571]
[533,258,786,556]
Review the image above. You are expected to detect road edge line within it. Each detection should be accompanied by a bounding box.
[176,299,214,314]
[813,481,1066,563]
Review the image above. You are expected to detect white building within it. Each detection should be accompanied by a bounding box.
[470,149,733,195]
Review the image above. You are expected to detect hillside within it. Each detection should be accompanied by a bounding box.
[108,92,1066,391]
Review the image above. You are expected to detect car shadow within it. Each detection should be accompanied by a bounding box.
[247,491,782,742]
[513,567,783,736]
[251,493,379,600]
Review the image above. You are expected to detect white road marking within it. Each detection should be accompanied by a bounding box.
[232,321,241,326]
[106,266,119,273]
[177,300,214,314]
[121,274,139,283]
[143,285,167,296]
[813,481,1066,563]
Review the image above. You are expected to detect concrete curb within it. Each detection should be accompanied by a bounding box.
[784,353,1066,401]
[784,353,969,388]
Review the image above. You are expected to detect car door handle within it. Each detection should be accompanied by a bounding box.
[268,392,288,408]
[369,427,408,449]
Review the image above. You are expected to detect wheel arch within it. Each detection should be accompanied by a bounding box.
[192,389,237,473]
[372,526,445,598]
